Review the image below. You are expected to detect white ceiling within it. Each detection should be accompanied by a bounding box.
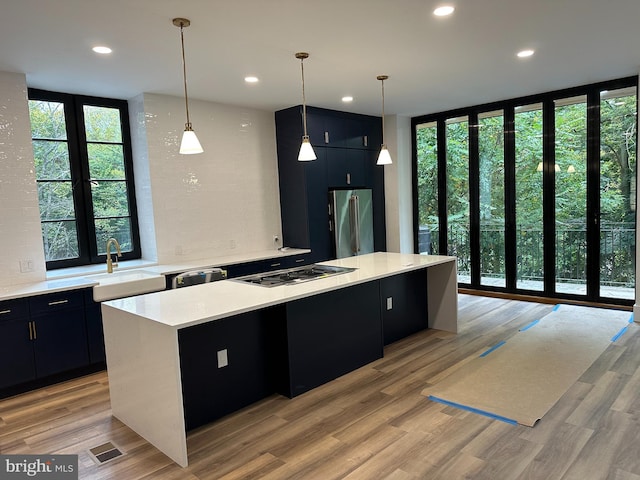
[2,0,640,117]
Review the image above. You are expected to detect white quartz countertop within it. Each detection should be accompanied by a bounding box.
[102,252,455,330]
[0,248,310,302]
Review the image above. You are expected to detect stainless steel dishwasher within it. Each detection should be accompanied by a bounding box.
[171,267,227,288]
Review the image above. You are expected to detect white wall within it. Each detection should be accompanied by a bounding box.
[0,71,282,287]
[384,114,414,253]
[132,93,282,264]
[0,72,47,287]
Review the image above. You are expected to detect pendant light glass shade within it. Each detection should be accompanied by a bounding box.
[298,136,316,161]
[173,18,203,155]
[180,126,204,154]
[376,75,392,165]
[377,145,392,165]
[296,52,316,161]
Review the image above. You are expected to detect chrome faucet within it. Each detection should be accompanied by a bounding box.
[106,238,122,273]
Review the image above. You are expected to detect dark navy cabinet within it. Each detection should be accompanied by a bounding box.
[275,105,386,263]
[178,309,277,431]
[84,290,106,364]
[0,298,36,389]
[0,288,103,397]
[379,270,429,345]
[281,281,383,398]
[28,291,89,378]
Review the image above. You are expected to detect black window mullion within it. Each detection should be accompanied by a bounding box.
[586,91,601,301]
[468,113,480,285]
[503,106,517,290]
[437,120,448,255]
[542,98,556,296]
[72,96,99,263]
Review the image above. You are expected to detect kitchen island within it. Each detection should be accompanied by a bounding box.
[101,252,457,467]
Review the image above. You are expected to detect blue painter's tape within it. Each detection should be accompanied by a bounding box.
[552,304,561,312]
[520,319,540,332]
[480,340,506,357]
[611,326,629,342]
[628,313,634,324]
[428,395,518,425]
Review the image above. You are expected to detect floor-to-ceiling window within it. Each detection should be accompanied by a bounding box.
[412,77,637,305]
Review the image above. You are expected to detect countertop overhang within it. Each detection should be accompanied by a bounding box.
[102,252,456,329]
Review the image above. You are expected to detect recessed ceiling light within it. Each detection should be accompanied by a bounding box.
[92,46,112,54]
[517,49,535,58]
[244,76,259,83]
[342,96,354,103]
[433,5,455,16]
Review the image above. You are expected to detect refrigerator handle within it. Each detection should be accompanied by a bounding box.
[349,194,360,254]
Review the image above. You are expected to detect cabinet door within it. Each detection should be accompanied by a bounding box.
[31,307,89,378]
[178,310,274,431]
[284,281,382,397]
[380,270,428,345]
[0,318,36,389]
[84,291,105,364]
[326,148,367,188]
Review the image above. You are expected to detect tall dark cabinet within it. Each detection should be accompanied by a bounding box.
[275,105,386,262]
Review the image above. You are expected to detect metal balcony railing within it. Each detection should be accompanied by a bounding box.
[418,222,635,289]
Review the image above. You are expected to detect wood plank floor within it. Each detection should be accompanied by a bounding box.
[1,294,639,479]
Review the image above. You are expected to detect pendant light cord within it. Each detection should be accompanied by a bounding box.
[300,57,308,137]
[179,23,191,128]
[380,78,385,143]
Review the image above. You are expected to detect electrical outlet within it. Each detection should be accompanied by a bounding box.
[386,297,393,310]
[19,259,34,273]
[217,349,228,368]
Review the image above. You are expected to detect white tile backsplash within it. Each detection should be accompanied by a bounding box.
[139,93,282,264]
[0,71,283,287]
[0,72,47,287]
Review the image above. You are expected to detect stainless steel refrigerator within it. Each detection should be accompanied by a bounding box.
[329,189,374,258]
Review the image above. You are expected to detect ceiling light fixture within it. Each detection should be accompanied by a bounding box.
[92,46,112,54]
[433,5,455,16]
[295,52,316,161]
[342,96,354,103]
[245,76,259,83]
[517,49,535,58]
[376,75,392,166]
[173,17,203,155]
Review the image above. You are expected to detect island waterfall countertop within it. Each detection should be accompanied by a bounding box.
[102,252,457,330]
[101,252,458,468]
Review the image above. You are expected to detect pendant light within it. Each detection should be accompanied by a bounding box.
[376,75,392,165]
[295,52,316,161]
[173,18,203,155]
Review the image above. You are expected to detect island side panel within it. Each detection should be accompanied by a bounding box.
[101,304,188,467]
[426,259,458,333]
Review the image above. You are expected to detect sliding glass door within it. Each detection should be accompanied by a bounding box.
[413,77,636,305]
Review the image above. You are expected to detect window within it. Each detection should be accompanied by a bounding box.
[28,89,140,269]
[413,76,636,306]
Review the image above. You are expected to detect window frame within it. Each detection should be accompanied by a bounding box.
[28,88,141,270]
[411,76,637,306]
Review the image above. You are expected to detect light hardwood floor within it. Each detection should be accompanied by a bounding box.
[1,294,639,479]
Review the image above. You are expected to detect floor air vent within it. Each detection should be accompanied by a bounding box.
[88,441,123,465]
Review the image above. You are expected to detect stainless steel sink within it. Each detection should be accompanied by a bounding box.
[234,264,356,287]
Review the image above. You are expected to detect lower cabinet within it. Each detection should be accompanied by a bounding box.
[178,309,277,431]
[84,290,106,364]
[0,299,36,389]
[28,291,90,378]
[282,281,383,398]
[0,289,97,395]
[380,270,429,345]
